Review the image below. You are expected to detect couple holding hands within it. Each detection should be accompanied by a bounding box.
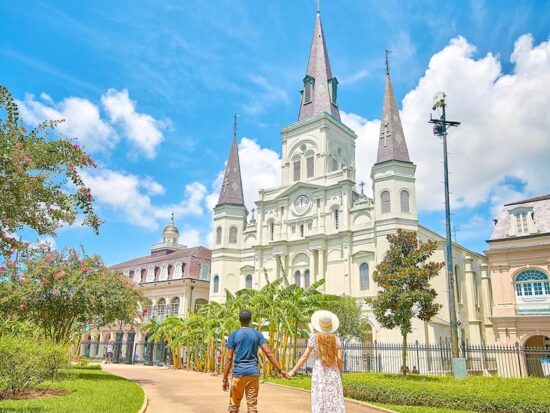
[223,309,345,413]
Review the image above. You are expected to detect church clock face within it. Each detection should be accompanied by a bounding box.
[294,195,311,215]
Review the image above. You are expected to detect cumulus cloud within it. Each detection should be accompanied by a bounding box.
[81,168,206,230]
[101,88,165,158]
[345,34,550,215]
[17,93,115,152]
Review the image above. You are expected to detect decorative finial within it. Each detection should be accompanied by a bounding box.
[385,49,392,75]
[170,211,174,225]
[316,0,320,14]
[251,207,256,220]
[233,113,239,138]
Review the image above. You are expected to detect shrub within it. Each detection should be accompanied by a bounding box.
[342,373,550,413]
[0,336,69,399]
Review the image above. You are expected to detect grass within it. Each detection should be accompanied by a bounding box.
[268,373,550,413]
[0,366,144,413]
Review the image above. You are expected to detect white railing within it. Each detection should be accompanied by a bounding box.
[516,302,550,316]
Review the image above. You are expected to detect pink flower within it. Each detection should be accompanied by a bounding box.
[22,126,27,133]
[0,266,5,271]
[82,268,89,273]
[20,303,27,309]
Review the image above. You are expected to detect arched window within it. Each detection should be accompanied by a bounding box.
[170,297,180,315]
[270,222,275,241]
[213,275,220,294]
[334,209,339,230]
[400,190,410,213]
[245,274,253,289]
[194,299,208,312]
[307,156,314,178]
[381,191,391,214]
[158,298,167,317]
[360,263,369,290]
[300,224,305,238]
[515,269,550,298]
[304,270,310,288]
[216,227,222,245]
[229,227,238,244]
[293,160,301,181]
[294,270,301,287]
[331,157,338,172]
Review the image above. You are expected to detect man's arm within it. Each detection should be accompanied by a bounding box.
[223,349,234,391]
[259,343,286,377]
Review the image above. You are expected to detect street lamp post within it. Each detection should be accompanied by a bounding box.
[429,93,466,378]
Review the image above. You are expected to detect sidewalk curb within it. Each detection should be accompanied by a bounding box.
[138,391,148,413]
[263,382,396,413]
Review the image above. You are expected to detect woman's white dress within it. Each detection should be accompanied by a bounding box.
[308,334,345,413]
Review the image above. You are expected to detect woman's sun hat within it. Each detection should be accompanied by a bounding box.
[311,310,339,334]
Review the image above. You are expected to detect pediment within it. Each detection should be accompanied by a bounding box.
[274,182,323,200]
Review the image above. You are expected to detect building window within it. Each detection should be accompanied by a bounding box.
[270,222,275,241]
[170,297,180,315]
[328,77,338,105]
[515,212,529,235]
[360,263,369,290]
[213,275,220,293]
[381,191,391,214]
[134,269,141,283]
[303,76,314,103]
[146,266,155,282]
[331,157,338,172]
[306,156,314,178]
[200,264,210,280]
[294,270,301,287]
[515,269,550,298]
[334,209,339,230]
[293,160,301,181]
[245,274,253,289]
[158,298,167,317]
[216,226,222,245]
[304,269,310,288]
[473,272,479,307]
[194,299,208,312]
[400,190,410,213]
[300,224,304,238]
[229,227,238,244]
[160,265,168,281]
[454,265,461,303]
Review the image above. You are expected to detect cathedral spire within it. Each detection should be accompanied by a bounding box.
[217,115,245,206]
[376,52,411,164]
[298,10,340,121]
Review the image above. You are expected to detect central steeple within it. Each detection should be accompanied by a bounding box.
[217,115,245,207]
[298,11,340,121]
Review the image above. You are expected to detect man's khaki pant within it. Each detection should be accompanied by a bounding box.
[229,376,259,412]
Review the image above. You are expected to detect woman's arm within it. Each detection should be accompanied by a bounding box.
[337,349,343,375]
[288,346,313,377]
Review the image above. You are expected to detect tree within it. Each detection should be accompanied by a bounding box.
[368,230,444,376]
[0,246,144,344]
[0,85,101,258]
[323,296,371,343]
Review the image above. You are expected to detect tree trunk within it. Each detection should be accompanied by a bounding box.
[401,332,408,377]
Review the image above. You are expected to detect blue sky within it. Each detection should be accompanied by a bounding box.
[1,0,550,265]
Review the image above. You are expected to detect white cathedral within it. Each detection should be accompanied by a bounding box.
[210,11,494,345]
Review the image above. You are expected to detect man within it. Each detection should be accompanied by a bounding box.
[223,309,287,412]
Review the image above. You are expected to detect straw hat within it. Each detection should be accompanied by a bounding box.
[311,310,339,334]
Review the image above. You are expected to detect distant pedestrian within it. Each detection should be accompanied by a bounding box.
[412,365,419,374]
[105,340,114,364]
[288,310,345,413]
[223,309,287,412]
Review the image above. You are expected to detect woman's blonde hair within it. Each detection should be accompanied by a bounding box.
[315,333,338,368]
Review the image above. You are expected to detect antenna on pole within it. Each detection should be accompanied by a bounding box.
[385,49,392,75]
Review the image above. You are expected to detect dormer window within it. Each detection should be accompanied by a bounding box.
[328,77,338,105]
[515,212,529,235]
[508,206,536,237]
[303,75,314,104]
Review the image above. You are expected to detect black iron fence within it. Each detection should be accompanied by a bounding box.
[80,340,550,378]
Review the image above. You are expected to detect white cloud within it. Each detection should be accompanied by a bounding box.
[180,228,201,247]
[101,88,165,158]
[344,34,550,213]
[141,177,165,196]
[17,93,115,152]
[243,76,290,114]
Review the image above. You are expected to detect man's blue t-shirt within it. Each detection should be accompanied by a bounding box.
[226,327,266,377]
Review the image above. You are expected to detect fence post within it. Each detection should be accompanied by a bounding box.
[515,342,523,377]
[415,340,420,373]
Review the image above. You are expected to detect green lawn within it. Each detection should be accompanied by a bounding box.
[268,373,550,413]
[0,366,144,413]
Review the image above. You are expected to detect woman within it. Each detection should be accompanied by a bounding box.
[288,310,345,413]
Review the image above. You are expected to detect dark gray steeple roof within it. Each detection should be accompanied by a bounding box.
[298,11,340,121]
[376,59,411,164]
[217,118,245,207]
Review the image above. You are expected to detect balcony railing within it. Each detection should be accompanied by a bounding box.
[516,302,550,316]
[142,304,181,322]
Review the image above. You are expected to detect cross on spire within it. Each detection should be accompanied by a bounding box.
[170,211,174,225]
[251,207,256,220]
[233,113,238,138]
[316,0,320,13]
[385,49,392,75]
[359,181,365,196]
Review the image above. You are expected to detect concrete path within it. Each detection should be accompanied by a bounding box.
[104,364,387,413]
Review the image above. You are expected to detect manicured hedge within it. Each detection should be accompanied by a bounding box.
[343,373,550,413]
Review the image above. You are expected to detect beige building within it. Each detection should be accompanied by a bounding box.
[210,11,491,346]
[83,218,211,360]
[487,194,550,353]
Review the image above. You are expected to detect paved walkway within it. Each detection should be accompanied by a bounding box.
[104,364,386,413]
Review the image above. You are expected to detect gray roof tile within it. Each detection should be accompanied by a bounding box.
[490,194,550,240]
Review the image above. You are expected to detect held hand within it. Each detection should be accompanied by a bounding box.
[223,379,229,392]
[287,370,295,379]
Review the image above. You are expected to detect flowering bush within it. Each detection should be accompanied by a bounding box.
[0,246,144,344]
[0,85,101,258]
